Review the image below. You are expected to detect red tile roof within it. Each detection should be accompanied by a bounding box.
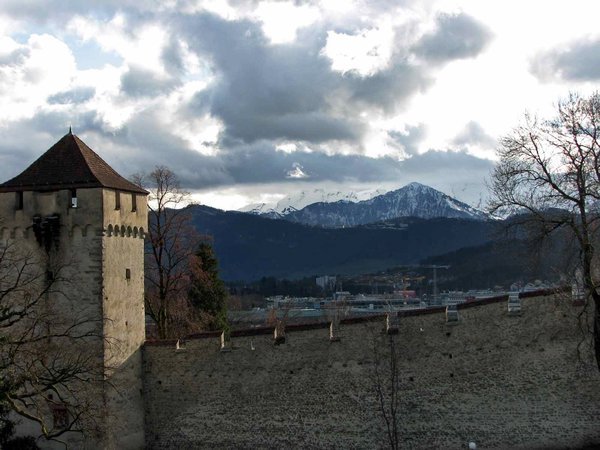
[0,132,148,194]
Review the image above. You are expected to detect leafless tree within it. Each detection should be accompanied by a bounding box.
[371,331,401,450]
[489,92,600,369]
[132,166,203,339]
[0,242,104,445]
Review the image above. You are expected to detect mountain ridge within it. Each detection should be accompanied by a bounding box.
[188,204,495,281]
[239,187,388,218]
[283,182,487,227]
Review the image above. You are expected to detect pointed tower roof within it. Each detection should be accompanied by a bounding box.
[0,132,148,194]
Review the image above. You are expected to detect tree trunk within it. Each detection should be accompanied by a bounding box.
[158,305,168,339]
[594,291,600,371]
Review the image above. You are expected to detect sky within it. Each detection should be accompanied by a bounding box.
[1,0,599,211]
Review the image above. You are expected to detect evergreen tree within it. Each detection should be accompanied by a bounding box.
[188,241,228,331]
[0,403,39,450]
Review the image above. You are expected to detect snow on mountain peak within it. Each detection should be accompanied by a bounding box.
[239,182,488,227]
[239,187,389,215]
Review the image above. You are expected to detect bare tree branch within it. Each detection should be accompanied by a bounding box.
[0,241,105,444]
[488,92,600,370]
[132,166,208,339]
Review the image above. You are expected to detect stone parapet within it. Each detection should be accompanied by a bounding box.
[143,292,600,449]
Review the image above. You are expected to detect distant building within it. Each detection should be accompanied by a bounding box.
[316,275,336,290]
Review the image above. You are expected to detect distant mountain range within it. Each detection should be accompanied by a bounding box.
[239,187,388,219]
[240,182,487,227]
[189,204,496,281]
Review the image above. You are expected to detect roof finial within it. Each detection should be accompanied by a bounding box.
[68,126,72,135]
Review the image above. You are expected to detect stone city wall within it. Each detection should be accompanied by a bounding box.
[143,293,600,449]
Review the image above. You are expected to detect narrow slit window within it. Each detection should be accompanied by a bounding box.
[125,268,131,280]
[131,193,137,212]
[115,191,121,210]
[70,189,77,208]
[15,191,23,210]
[51,404,68,429]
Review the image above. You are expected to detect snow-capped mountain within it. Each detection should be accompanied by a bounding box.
[239,187,388,218]
[283,182,488,227]
[238,202,282,219]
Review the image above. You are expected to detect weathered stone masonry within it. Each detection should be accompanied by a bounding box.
[0,133,148,449]
[144,294,600,449]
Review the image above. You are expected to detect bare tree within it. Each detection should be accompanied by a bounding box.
[133,166,202,339]
[371,331,401,450]
[0,242,104,445]
[489,92,600,369]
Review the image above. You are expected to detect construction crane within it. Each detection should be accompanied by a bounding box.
[420,265,450,304]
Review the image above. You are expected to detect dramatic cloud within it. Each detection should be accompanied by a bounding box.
[531,38,600,82]
[398,149,495,206]
[47,86,96,105]
[0,34,77,120]
[388,124,427,156]
[0,0,596,210]
[120,67,179,98]
[452,121,497,155]
[414,12,493,63]
[178,13,431,145]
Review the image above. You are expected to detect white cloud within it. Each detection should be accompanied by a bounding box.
[253,1,320,44]
[276,143,297,154]
[321,23,395,76]
[2,0,600,211]
[67,13,169,75]
[0,34,76,121]
[180,0,242,19]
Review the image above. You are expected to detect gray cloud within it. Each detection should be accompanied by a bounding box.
[0,3,496,207]
[107,111,493,193]
[0,46,29,66]
[181,14,353,143]
[0,0,161,24]
[197,142,405,187]
[452,121,497,150]
[178,13,429,145]
[0,110,494,211]
[388,124,427,156]
[161,37,186,76]
[120,67,180,98]
[401,148,493,174]
[346,64,431,114]
[414,12,492,63]
[47,87,96,105]
[204,146,493,207]
[530,38,600,82]
[0,110,104,182]
[399,149,494,206]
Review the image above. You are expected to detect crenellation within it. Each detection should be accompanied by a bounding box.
[104,224,145,239]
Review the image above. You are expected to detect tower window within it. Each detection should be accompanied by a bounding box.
[70,189,77,208]
[115,191,121,210]
[131,193,137,212]
[15,191,23,210]
[125,268,131,280]
[51,404,68,429]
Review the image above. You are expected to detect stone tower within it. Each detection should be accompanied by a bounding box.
[0,131,148,449]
